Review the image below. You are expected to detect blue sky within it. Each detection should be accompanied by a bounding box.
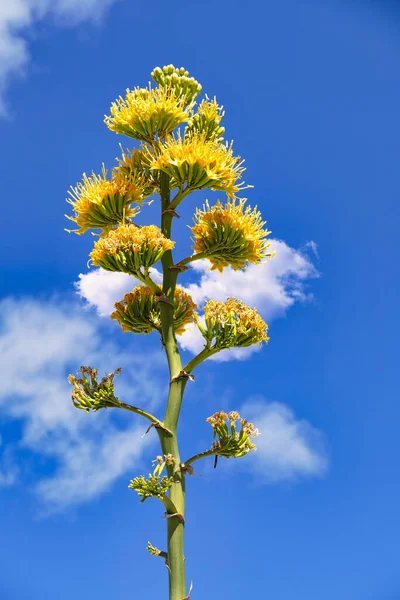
[0,1,399,599]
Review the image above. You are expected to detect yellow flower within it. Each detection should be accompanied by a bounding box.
[65,166,142,235]
[90,224,174,274]
[200,298,269,349]
[116,146,157,198]
[191,198,275,272]
[105,85,192,141]
[150,132,249,198]
[206,410,259,459]
[151,64,202,105]
[185,96,225,141]
[112,286,196,336]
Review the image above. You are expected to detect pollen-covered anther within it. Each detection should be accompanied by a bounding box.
[90,224,174,275]
[191,198,275,272]
[149,132,250,198]
[105,85,193,141]
[65,166,142,235]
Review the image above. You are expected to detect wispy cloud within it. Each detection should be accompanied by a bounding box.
[77,239,319,361]
[0,435,18,487]
[241,399,327,481]
[0,297,163,511]
[0,0,120,115]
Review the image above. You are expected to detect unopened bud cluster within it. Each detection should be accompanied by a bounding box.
[146,542,163,557]
[151,64,202,105]
[129,473,174,503]
[129,455,175,503]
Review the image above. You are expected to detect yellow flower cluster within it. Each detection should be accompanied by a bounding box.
[150,132,248,198]
[151,64,202,105]
[112,286,196,336]
[105,85,192,141]
[68,366,122,413]
[90,224,174,274]
[206,410,259,458]
[200,298,269,349]
[65,166,142,235]
[191,198,275,272]
[116,146,156,198]
[185,96,225,142]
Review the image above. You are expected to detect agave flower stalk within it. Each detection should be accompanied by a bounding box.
[66,64,274,600]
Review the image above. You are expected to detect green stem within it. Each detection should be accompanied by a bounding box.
[183,447,218,467]
[107,399,171,434]
[183,346,219,375]
[169,186,192,210]
[173,252,208,269]
[134,269,162,295]
[159,171,187,600]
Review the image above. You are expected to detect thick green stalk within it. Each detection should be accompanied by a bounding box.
[159,171,187,600]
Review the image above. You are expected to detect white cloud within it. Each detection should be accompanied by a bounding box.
[241,399,327,481]
[186,239,319,317]
[0,0,119,115]
[76,267,163,317]
[77,239,319,361]
[0,297,163,511]
[0,294,326,508]
[77,269,136,317]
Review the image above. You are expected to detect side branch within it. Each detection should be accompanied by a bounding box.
[183,346,219,375]
[172,252,208,270]
[109,399,173,435]
[182,448,218,468]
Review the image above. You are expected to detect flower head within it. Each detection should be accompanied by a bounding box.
[90,224,174,274]
[200,298,269,349]
[150,132,249,198]
[68,366,122,412]
[191,198,275,272]
[112,286,196,336]
[185,96,225,142]
[206,410,259,459]
[129,472,174,503]
[105,85,193,141]
[66,166,142,235]
[116,146,157,198]
[151,64,202,105]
